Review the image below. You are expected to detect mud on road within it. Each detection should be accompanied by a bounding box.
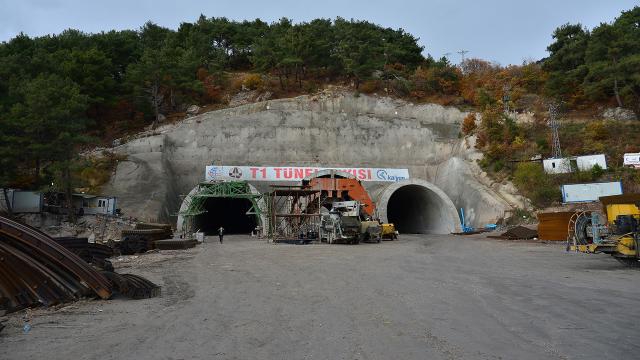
[2,234,639,360]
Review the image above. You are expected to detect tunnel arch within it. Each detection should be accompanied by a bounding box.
[176,182,268,235]
[375,179,461,234]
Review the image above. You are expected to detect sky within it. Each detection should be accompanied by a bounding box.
[0,0,637,65]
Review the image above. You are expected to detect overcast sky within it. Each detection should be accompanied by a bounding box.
[1,0,637,65]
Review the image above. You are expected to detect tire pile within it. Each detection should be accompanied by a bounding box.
[0,216,160,314]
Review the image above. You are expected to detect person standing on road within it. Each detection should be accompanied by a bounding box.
[218,226,225,243]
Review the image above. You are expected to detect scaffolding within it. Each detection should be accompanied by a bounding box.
[179,181,264,234]
[267,185,323,241]
[179,181,326,241]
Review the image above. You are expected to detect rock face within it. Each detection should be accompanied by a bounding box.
[602,107,637,121]
[186,105,200,116]
[103,91,528,227]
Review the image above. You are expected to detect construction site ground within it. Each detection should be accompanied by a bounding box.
[2,234,639,360]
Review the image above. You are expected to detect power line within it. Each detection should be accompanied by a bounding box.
[548,102,562,159]
[503,84,511,114]
[457,50,469,63]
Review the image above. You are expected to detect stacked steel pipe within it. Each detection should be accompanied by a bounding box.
[0,216,112,313]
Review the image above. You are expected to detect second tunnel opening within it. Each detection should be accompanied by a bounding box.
[386,184,453,234]
[195,198,257,235]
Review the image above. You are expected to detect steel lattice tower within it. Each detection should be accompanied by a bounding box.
[548,103,562,159]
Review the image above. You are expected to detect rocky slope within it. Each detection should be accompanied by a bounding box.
[102,89,528,227]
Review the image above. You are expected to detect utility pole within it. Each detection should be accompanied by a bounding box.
[457,49,469,64]
[548,103,562,159]
[503,84,511,114]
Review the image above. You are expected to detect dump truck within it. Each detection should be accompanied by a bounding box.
[567,194,640,267]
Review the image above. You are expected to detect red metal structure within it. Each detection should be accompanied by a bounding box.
[307,178,376,217]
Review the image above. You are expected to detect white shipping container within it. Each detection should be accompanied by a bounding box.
[561,182,623,203]
[543,154,607,174]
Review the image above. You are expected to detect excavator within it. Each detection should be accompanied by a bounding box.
[567,194,640,267]
[303,175,397,244]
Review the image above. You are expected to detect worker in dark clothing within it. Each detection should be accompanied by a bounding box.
[218,226,225,243]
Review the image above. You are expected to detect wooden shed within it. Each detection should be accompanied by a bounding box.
[537,211,576,241]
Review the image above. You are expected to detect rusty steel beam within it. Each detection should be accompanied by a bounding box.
[0,216,112,301]
[0,241,79,302]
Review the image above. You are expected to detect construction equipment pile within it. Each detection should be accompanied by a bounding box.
[54,236,115,271]
[0,216,160,314]
[117,222,195,253]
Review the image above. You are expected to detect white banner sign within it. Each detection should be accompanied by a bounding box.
[205,166,409,182]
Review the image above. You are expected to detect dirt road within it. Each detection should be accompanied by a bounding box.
[2,234,639,359]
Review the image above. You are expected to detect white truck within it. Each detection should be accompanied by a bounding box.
[319,201,381,244]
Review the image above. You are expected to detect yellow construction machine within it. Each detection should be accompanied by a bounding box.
[381,223,398,240]
[567,194,640,267]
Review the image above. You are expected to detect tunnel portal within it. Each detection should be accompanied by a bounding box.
[177,179,460,236]
[194,198,257,235]
[176,181,268,236]
[376,180,461,234]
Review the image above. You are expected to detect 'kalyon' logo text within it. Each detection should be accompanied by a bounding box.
[376,169,406,182]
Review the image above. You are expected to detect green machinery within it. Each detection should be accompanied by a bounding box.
[179,181,265,234]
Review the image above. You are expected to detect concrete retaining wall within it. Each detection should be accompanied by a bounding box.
[103,92,528,228]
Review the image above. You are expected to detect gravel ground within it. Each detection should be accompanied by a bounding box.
[2,234,639,360]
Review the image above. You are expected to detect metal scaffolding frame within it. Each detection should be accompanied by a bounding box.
[179,181,264,234]
[267,186,323,241]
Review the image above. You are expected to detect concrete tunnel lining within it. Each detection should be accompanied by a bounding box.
[376,179,461,234]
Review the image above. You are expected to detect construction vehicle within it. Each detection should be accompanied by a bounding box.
[319,201,381,244]
[381,223,398,240]
[360,220,382,243]
[306,177,376,217]
[567,194,640,267]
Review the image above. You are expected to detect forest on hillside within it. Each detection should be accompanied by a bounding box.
[0,7,639,207]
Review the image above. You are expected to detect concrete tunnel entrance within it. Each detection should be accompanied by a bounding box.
[375,179,461,234]
[176,179,460,236]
